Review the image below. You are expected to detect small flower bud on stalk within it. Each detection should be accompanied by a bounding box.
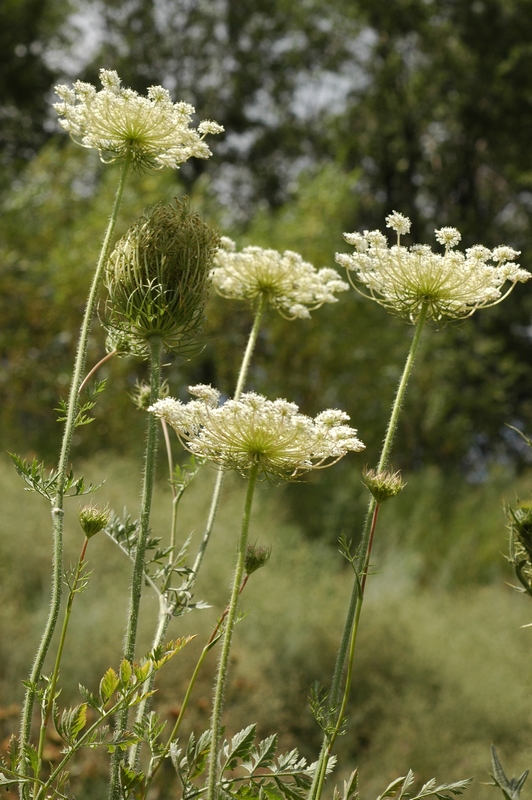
[244,543,272,575]
[362,467,405,503]
[104,199,219,358]
[78,503,111,539]
[132,379,169,411]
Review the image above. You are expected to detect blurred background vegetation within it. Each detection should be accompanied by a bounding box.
[2,0,532,796]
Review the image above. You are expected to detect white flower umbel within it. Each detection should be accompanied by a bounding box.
[54,69,223,170]
[336,212,530,322]
[151,388,363,800]
[212,237,349,319]
[150,386,364,479]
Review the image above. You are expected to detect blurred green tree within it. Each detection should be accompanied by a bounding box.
[0,0,72,180]
[2,0,532,492]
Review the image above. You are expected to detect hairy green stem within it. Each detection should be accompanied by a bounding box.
[145,574,250,791]
[160,416,190,590]
[36,667,156,800]
[19,156,131,790]
[206,463,260,800]
[309,304,428,800]
[233,294,265,400]
[310,505,380,800]
[123,334,163,661]
[127,416,191,769]
[109,333,163,800]
[34,536,90,794]
[127,295,265,785]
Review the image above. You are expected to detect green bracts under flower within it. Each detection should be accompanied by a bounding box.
[104,198,219,357]
[78,502,111,539]
[506,501,532,597]
[362,467,405,503]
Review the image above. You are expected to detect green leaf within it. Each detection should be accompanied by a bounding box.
[271,778,306,800]
[223,724,257,771]
[79,683,101,711]
[55,703,88,745]
[260,785,286,800]
[189,740,211,779]
[99,667,120,704]
[150,636,195,668]
[244,734,278,772]
[134,662,152,684]
[24,743,41,778]
[69,703,87,741]
[107,731,141,754]
[333,769,359,800]
[120,659,133,687]
[7,735,20,771]
[9,453,54,499]
[169,741,182,774]
[413,778,473,800]
[128,689,157,707]
[120,763,146,799]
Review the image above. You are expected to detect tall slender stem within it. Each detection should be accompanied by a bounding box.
[160,417,186,574]
[19,156,131,786]
[183,295,266,596]
[127,293,268,771]
[127,414,189,769]
[128,297,266,786]
[206,463,260,800]
[109,334,163,800]
[309,305,428,800]
[145,574,250,790]
[123,334,163,661]
[34,537,90,796]
[233,295,265,400]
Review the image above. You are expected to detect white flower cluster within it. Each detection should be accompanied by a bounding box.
[150,385,365,479]
[211,237,348,318]
[54,69,224,171]
[335,212,530,322]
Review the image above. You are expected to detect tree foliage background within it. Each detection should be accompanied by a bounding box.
[2,0,532,537]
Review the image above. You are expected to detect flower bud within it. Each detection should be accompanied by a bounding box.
[244,543,272,575]
[362,467,405,503]
[78,503,110,539]
[507,503,532,559]
[131,380,169,411]
[506,502,532,596]
[104,198,219,358]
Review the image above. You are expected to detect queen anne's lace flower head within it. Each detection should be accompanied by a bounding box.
[54,69,223,171]
[335,212,530,322]
[211,237,349,319]
[150,386,365,479]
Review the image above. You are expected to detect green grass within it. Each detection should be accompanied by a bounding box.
[1,452,532,799]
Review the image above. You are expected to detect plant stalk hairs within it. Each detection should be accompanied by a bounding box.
[6,61,532,800]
